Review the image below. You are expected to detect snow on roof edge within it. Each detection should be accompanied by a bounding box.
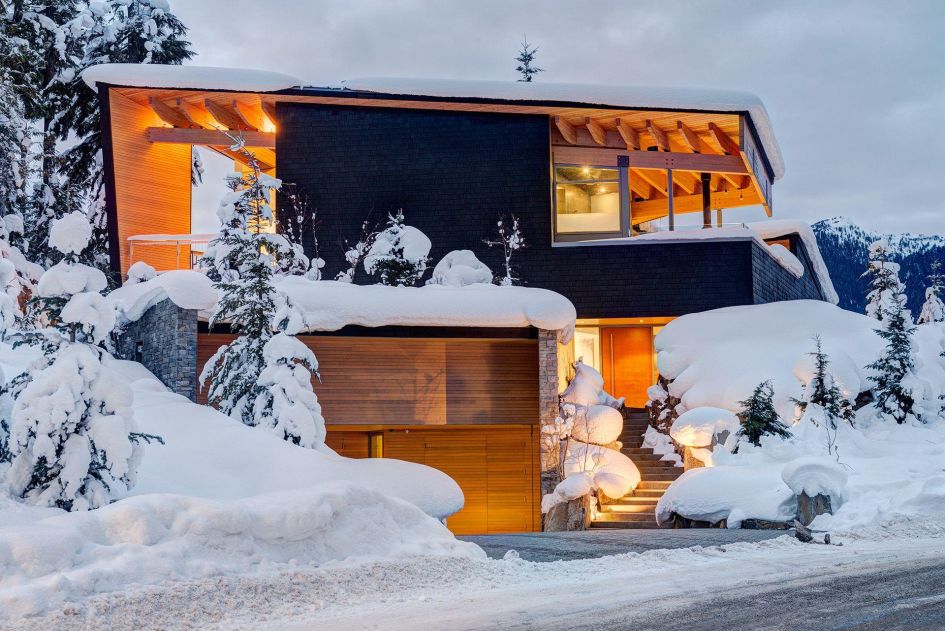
[339,77,784,180]
[82,63,304,93]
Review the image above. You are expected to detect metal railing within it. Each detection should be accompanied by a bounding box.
[127,233,216,271]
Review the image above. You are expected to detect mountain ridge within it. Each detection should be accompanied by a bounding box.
[812,216,945,315]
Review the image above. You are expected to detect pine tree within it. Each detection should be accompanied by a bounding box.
[55,0,194,272]
[363,209,431,286]
[736,380,791,446]
[484,214,525,286]
[1,211,149,510]
[917,260,945,324]
[515,36,544,82]
[863,240,907,322]
[199,139,307,426]
[868,296,923,424]
[795,336,855,428]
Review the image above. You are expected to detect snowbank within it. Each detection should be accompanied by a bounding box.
[670,407,740,447]
[655,301,896,421]
[82,63,303,92]
[781,457,848,502]
[273,278,576,342]
[656,465,795,527]
[0,483,483,618]
[427,250,493,287]
[342,76,784,180]
[108,270,218,323]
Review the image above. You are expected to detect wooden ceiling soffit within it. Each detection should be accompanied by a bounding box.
[676,120,703,153]
[632,169,668,197]
[148,97,197,129]
[553,115,577,144]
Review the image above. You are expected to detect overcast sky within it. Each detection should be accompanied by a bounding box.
[177,0,945,235]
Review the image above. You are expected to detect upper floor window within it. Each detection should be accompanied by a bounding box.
[553,165,626,241]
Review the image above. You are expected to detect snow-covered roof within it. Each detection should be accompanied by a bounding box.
[340,77,784,180]
[82,63,304,93]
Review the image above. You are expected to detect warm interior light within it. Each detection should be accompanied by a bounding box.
[581,166,591,177]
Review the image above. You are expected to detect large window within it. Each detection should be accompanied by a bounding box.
[554,165,623,237]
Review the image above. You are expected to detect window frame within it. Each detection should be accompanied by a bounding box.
[551,161,630,243]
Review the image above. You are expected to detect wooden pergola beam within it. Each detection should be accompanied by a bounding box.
[673,170,699,195]
[553,145,749,174]
[205,99,257,131]
[233,100,265,131]
[554,115,577,144]
[631,186,763,223]
[676,121,702,153]
[148,97,197,129]
[147,127,276,148]
[261,101,278,126]
[645,119,670,151]
[615,118,640,150]
[210,146,275,171]
[584,117,606,146]
[708,122,740,155]
[633,168,668,197]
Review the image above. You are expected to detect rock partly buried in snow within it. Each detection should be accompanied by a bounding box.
[571,405,624,445]
[781,456,848,502]
[426,250,493,287]
[670,407,740,447]
[0,483,484,619]
[656,465,794,528]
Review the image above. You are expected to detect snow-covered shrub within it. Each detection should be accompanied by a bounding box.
[561,441,641,500]
[560,361,624,409]
[670,407,739,448]
[2,212,146,511]
[570,404,623,445]
[426,250,492,287]
[363,210,431,286]
[483,214,525,286]
[781,456,848,504]
[863,240,907,322]
[200,139,309,428]
[125,261,157,285]
[336,217,380,283]
[642,426,682,467]
[867,297,925,425]
[793,337,855,458]
[736,380,791,447]
[253,333,325,448]
[645,376,681,433]
[539,414,573,473]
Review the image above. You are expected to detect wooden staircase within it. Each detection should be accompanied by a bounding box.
[590,412,683,529]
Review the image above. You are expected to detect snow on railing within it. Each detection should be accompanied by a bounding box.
[127,233,216,271]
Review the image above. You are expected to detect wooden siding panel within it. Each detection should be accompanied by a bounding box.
[198,334,539,425]
[109,91,191,275]
[324,431,370,459]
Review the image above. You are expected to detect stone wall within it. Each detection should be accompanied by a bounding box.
[116,298,198,401]
[537,329,560,430]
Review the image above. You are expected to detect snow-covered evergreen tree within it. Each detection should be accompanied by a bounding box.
[199,139,307,426]
[515,36,543,82]
[868,296,923,424]
[1,211,147,511]
[253,333,325,448]
[793,337,855,459]
[917,260,945,324]
[863,240,907,322]
[736,380,791,446]
[484,214,525,286]
[55,0,194,272]
[363,209,431,286]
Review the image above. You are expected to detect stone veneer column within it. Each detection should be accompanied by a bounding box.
[537,328,560,429]
[116,298,198,401]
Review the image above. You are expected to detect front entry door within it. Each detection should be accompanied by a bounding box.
[600,327,653,409]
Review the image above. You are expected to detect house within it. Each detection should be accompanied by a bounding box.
[89,64,836,534]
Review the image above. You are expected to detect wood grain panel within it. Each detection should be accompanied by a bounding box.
[324,431,370,458]
[601,326,654,409]
[378,425,538,534]
[198,334,539,425]
[109,91,192,275]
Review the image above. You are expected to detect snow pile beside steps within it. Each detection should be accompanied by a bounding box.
[0,483,483,619]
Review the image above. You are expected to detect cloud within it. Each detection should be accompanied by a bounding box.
[173,0,945,234]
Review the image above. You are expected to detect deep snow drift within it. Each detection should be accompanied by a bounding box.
[653,300,945,528]
[0,350,473,618]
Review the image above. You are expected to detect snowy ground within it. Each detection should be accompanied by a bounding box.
[6,515,943,630]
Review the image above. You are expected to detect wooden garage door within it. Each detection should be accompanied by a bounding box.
[329,426,540,535]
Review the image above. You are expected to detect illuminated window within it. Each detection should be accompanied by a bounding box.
[573,326,601,372]
[554,166,622,237]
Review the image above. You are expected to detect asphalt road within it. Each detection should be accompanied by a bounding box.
[532,555,945,631]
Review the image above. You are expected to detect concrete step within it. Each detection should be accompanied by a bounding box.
[637,480,673,490]
[632,488,668,497]
[611,496,660,505]
[590,520,662,529]
[593,511,658,523]
[638,473,682,482]
[600,504,656,514]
